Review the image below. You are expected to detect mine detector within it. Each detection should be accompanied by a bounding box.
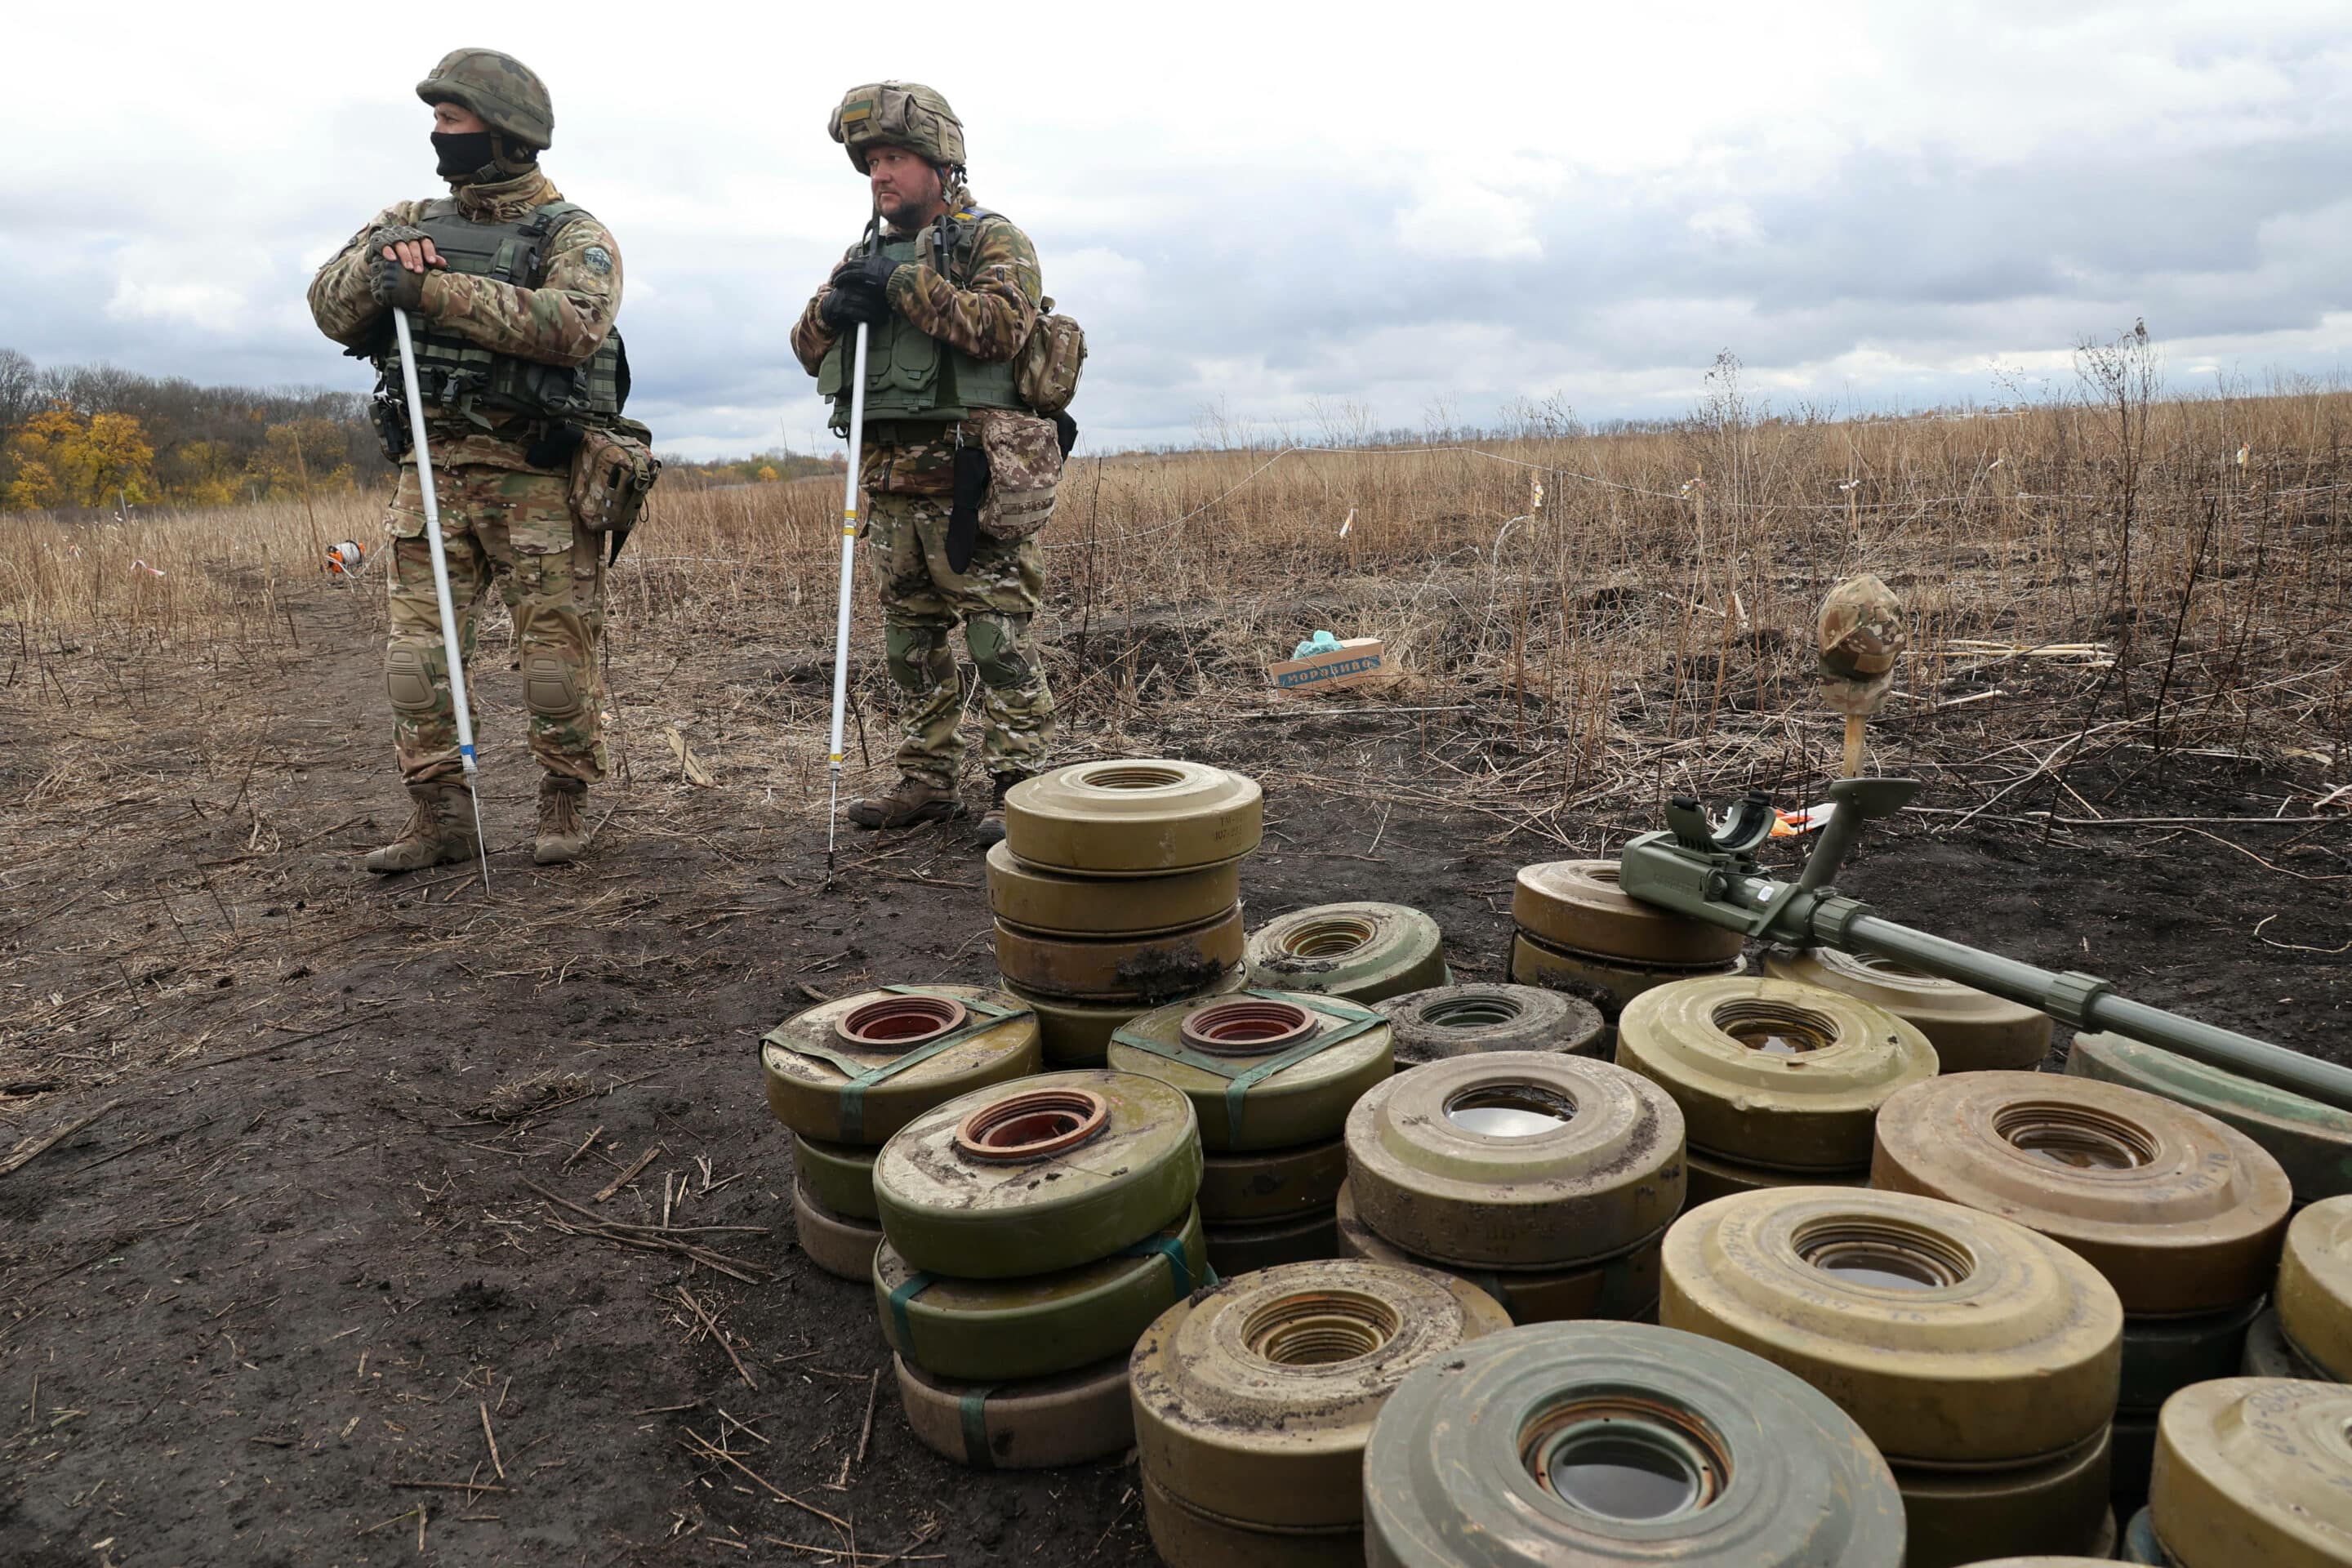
[1617,776,2352,1110]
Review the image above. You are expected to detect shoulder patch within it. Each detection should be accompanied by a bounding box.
[582,245,613,275]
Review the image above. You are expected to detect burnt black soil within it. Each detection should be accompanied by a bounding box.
[1,586,2345,1567]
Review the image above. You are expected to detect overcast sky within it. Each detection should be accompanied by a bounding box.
[2,1,2348,459]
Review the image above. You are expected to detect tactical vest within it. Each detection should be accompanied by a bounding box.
[818,208,1027,435]
[370,198,626,430]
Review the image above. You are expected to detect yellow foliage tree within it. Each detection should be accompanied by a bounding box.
[245,418,354,500]
[756,464,780,483]
[2,403,157,511]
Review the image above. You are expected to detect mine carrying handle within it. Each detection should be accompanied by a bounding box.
[1619,777,2352,1111]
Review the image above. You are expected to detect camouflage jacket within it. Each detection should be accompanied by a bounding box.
[309,168,621,469]
[790,199,1043,497]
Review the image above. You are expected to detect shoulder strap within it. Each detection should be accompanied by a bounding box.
[532,198,596,237]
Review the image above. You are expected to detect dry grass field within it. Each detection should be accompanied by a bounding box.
[2,369,2348,1564]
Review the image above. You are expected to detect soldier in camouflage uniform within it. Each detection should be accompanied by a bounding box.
[309,49,626,870]
[791,82,1060,844]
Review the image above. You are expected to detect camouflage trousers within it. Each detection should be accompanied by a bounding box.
[865,492,1055,786]
[383,459,608,786]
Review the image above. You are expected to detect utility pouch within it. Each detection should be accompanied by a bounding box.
[368,390,411,462]
[569,416,661,564]
[974,413,1062,543]
[1014,297,1087,416]
[947,445,987,573]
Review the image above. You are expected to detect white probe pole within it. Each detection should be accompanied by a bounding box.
[824,319,872,880]
[391,309,492,890]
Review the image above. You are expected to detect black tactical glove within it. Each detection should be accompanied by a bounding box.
[818,282,888,333]
[368,251,429,312]
[832,249,902,301]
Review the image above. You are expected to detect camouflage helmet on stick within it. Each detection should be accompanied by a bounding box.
[829,82,965,173]
[1816,572,1906,716]
[416,48,554,151]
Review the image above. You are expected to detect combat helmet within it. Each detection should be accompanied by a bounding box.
[1816,573,1906,715]
[416,48,554,151]
[829,82,965,174]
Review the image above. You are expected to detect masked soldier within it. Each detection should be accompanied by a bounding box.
[791,82,1067,845]
[310,49,650,871]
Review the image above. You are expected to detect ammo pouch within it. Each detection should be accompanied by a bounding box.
[1015,297,1087,417]
[973,413,1063,543]
[570,416,660,551]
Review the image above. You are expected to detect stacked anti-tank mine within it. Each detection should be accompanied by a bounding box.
[1374,982,1608,1067]
[2248,1196,2352,1381]
[1762,945,2052,1072]
[1129,1257,1512,1566]
[2121,1377,2352,1566]
[1871,1071,2295,1523]
[1616,973,1939,1204]
[991,760,1261,1066]
[1243,900,1450,1004]
[1663,1185,2128,1566]
[1107,988,1392,1276]
[1362,1321,1909,1568]
[760,985,1041,1281]
[1337,1051,1685,1324]
[1508,859,1745,1047]
[2067,1030,2352,1207]
[867,1068,1205,1469]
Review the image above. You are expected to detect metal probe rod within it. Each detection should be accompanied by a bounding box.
[823,318,872,882]
[391,309,492,891]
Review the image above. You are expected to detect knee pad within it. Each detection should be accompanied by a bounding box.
[884,624,954,693]
[965,614,1035,691]
[523,650,584,718]
[385,644,439,715]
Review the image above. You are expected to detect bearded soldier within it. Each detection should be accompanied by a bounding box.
[791,82,1068,845]
[310,49,650,871]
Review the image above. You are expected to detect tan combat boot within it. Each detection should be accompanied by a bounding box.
[364,782,480,874]
[845,775,966,829]
[975,773,1025,846]
[535,777,590,866]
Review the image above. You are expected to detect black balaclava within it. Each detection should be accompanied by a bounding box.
[432,130,497,180]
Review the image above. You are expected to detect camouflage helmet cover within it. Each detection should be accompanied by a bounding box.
[416,49,554,151]
[1816,572,1906,715]
[830,82,965,172]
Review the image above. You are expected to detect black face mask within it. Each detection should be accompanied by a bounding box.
[432,130,497,180]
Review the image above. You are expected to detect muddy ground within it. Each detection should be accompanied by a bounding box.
[1,581,2345,1568]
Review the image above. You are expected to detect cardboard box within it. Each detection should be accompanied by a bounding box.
[1268,637,1387,693]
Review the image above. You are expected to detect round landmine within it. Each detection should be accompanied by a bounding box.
[2151,1378,2352,1568]
[1344,1051,1685,1268]
[2121,1508,2171,1565]
[1616,975,1937,1171]
[872,1069,1201,1278]
[993,905,1244,1001]
[1244,902,1449,1004]
[1513,860,1748,966]
[793,1180,884,1283]
[1362,1321,1907,1568]
[1684,1146,1870,1207]
[2117,1297,2266,1413]
[2275,1196,2352,1380]
[761,985,1041,1144]
[985,840,1242,938]
[1871,1073,2295,1316]
[1142,1471,1363,1568]
[1108,991,1394,1151]
[792,1133,879,1221]
[1509,932,1742,1030]
[877,1206,1205,1381]
[1763,946,2051,1073]
[1660,1186,2124,1463]
[2242,1308,2331,1379]
[1894,1428,2114,1568]
[1198,1137,1348,1223]
[1004,969,1244,1067]
[1203,1208,1340,1277]
[1130,1258,1512,1530]
[1376,984,1606,1066]
[1337,1182,1662,1325]
[893,1352,1134,1470]
[2067,1032,2352,1205]
[1004,760,1263,875]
